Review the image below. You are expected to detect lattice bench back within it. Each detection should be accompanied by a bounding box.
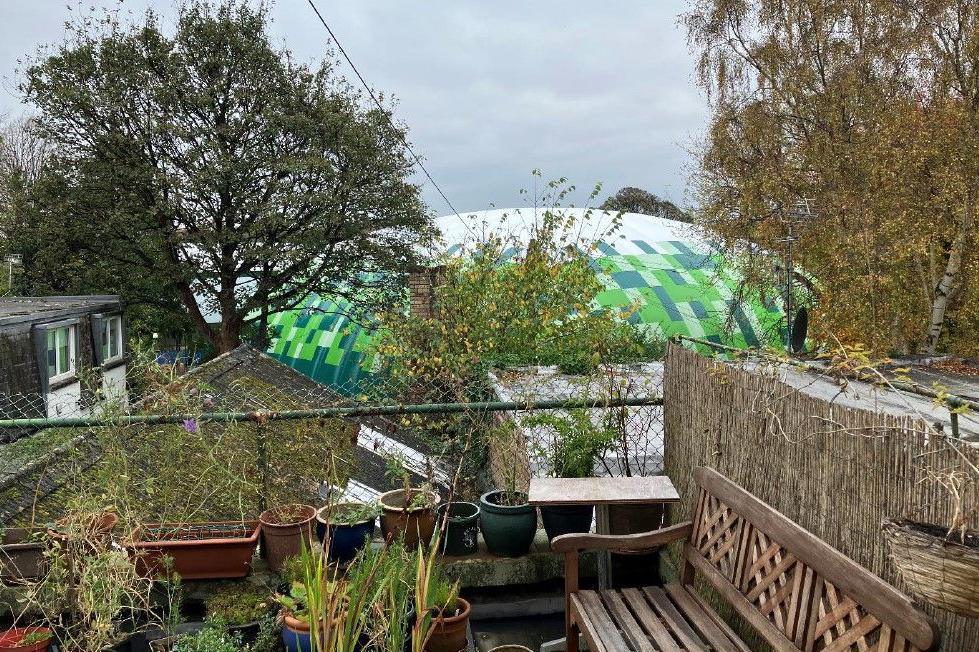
[682,467,939,652]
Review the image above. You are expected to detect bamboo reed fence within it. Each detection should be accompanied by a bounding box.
[663,342,979,651]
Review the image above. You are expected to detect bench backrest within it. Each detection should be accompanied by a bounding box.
[682,467,938,652]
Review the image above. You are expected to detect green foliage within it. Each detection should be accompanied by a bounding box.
[424,561,459,614]
[20,0,430,352]
[378,178,659,395]
[80,349,353,524]
[523,409,617,478]
[172,624,242,652]
[206,584,274,626]
[600,186,692,223]
[19,631,52,645]
[327,501,380,526]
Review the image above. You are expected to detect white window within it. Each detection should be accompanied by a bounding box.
[103,315,123,362]
[46,325,76,382]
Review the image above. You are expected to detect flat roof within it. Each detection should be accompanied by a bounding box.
[0,296,121,327]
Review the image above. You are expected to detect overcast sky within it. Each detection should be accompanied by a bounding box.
[0,1,706,215]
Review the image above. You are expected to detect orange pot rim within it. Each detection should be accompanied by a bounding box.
[122,520,260,548]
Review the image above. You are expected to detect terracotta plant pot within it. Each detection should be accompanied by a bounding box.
[425,597,471,652]
[0,627,52,652]
[47,512,118,548]
[379,489,439,550]
[123,521,260,579]
[259,504,316,573]
[0,528,46,583]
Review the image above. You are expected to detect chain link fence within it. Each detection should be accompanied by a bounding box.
[0,346,665,529]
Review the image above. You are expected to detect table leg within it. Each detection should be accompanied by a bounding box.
[595,504,611,590]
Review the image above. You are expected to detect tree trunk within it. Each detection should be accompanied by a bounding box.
[923,191,974,353]
[218,314,243,353]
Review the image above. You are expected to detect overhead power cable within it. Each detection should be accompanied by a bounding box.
[304,0,474,236]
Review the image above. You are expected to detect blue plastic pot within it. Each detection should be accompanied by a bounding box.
[315,503,376,563]
[281,615,310,652]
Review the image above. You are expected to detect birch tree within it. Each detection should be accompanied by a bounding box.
[687,0,979,354]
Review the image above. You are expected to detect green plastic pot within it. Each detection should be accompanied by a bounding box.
[478,490,537,557]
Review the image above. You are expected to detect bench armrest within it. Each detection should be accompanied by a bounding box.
[552,520,693,553]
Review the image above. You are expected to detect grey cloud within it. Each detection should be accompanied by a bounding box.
[0,0,706,214]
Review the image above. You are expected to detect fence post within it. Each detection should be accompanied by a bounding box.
[257,421,270,514]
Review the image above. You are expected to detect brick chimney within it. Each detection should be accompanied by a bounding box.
[408,265,445,319]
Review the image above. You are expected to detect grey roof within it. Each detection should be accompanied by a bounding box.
[746,357,979,442]
[0,295,121,327]
[187,345,441,498]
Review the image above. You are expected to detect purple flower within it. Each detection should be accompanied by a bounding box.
[182,418,199,434]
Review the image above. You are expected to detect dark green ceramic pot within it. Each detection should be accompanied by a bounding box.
[541,504,594,543]
[478,490,537,557]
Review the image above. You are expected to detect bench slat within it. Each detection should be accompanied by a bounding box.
[571,593,610,652]
[577,591,629,651]
[686,588,753,652]
[666,583,744,652]
[643,586,709,652]
[600,590,656,652]
[620,588,683,652]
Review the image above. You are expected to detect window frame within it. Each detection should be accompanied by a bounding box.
[102,315,124,364]
[46,324,77,383]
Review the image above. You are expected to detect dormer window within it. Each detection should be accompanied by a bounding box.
[46,324,76,382]
[103,315,123,363]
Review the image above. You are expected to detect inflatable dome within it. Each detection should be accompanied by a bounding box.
[266,208,784,391]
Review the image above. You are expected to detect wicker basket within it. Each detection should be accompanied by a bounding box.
[882,518,979,617]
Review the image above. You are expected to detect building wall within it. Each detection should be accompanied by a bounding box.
[102,362,128,408]
[0,309,124,419]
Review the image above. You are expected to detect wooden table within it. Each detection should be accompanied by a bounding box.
[528,476,680,589]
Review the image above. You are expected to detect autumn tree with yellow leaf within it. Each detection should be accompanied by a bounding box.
[687,0,979,355]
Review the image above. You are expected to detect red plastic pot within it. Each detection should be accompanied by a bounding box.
[123,521,260,579]
[259,505,316,573]
[0,627,52,652]
[425,597,471,652]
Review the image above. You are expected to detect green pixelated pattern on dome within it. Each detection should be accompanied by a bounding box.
[266,239,783,391]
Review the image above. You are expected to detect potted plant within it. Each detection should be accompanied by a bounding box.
[259,504,316,573]
[148,624,242,652]
[479,423,537,557]
[205,584,277,644]
[379,456,439,550]
[47,510,118,548]
[435,502,479,556]
[275,581,312,652]
[275,541,382,652]
[315,501,379,563]
[421,565,470,652]
[882,463,979,617]
[883,518,979,617]
[0,528,47,582]
[0,627,52,652]
[524,410,615,542]
[123,520,260,580]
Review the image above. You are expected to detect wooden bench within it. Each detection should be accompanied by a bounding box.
[553,467,939,652]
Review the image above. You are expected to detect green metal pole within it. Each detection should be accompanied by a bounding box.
[0,396,663,430]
